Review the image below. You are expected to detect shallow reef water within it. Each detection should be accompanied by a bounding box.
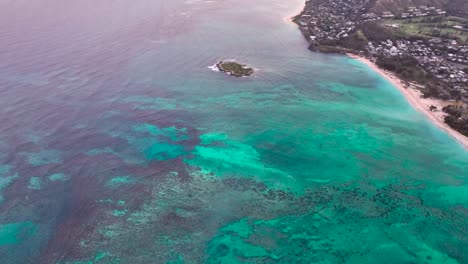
[0,0,466,263]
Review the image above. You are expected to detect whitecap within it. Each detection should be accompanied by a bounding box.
[208,63,219,72]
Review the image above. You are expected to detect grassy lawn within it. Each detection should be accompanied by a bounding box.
[383,17,468,43]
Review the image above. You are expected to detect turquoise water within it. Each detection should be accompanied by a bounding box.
[0,0,466,263]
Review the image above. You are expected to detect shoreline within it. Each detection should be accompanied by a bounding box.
[283,1,305,25]
[347,53,468,149]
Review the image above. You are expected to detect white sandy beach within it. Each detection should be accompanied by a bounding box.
[348,53,468,148]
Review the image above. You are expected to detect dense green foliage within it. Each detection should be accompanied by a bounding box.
[443,105,468,136]
[339,30,369,51]
[361,22,400,42]
[376,55,428,82]
[310,44,348,53]
[217,61,254,77]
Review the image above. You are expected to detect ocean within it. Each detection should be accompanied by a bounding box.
[0,0,466,263]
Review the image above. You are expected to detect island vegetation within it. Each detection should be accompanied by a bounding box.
[216,61,254,77]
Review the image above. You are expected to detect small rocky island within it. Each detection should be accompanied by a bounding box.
[214,61,254,77]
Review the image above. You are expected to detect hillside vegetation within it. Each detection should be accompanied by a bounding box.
[371,0,468,13]
[445,0,468,13]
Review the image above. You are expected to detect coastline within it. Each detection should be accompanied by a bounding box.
[283,1,305,24]
[347,53,468,149]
